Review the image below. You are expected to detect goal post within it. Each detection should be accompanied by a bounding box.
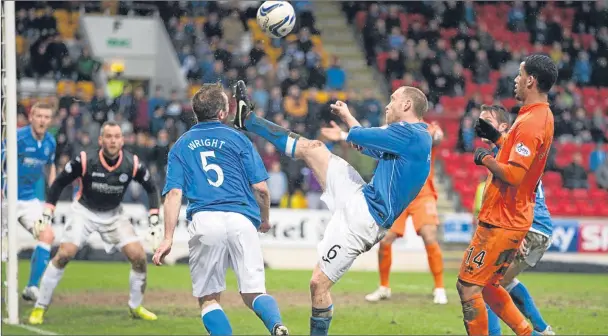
[1,0,20,325]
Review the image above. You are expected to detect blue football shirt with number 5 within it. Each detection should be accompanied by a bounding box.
[163,121,269,227]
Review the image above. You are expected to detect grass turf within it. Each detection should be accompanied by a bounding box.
[2,260,608,335]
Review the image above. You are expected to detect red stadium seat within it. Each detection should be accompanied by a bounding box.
[479,84,496,96]
[570,189,588,200]
[376,52,389,73]
[501,98,518,110]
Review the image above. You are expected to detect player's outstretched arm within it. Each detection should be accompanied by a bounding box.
[45,155,83,209]
[47,164,57,187]
[320,121,383,159]
[133,160,161,212]
[252,181,271,233]
[154,149,185,265]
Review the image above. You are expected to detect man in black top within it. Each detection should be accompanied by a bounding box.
[29,121,161,325]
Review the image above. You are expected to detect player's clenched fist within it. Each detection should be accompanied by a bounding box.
[152,238,172,266]
[329,100,352,119]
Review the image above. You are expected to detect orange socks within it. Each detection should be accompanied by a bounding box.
[484,284,534,335]
[378,242,392,287]
[461,293,488,335]
[425,242,444,288]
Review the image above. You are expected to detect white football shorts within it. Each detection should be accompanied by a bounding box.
[188,211,266,298]
[318,155,386,283]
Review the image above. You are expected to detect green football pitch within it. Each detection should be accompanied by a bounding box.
[2,260,608,335]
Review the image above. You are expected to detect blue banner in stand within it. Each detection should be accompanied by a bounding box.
[547,219,581,253]
[441,213,474,243]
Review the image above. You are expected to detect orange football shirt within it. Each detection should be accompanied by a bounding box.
[478,103,554,231]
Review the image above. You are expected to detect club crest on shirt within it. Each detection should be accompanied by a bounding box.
[515,142,531,157]
[44,147,50,156]
[119,173,129,183]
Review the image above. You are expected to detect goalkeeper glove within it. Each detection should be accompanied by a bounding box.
[34,205,54,239]
[473,147,492,166]
[475,118,501,144]
[147,210,163,250]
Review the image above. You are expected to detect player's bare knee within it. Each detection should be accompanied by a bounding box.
[381,231,397,245]
[419,225,437,245]
[457,280,482,300]
[54,246,76,269]
[38,227,55,244]
[131,257,147,273]
[310,270,331,297]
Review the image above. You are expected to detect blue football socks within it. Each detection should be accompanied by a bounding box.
[28,243,51,288]
[201,303,232,335]
[310,304,333,336]
[244,113,300,158]
[252,294,283,334]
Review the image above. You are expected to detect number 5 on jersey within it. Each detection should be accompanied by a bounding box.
[200,151,224,187]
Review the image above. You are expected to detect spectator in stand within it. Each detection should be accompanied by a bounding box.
[591,57,608,87]
[76,48,100,81]
[249,40,266,66]
[133,86,149,132]
[307,58,326,89]
[596,159,608,190]
[385,49,405,81]
[573,51,592,85]
[164,89,183,121]
[508,1,526,32]
[572,107,592,143]
[280,68,306,96]
[150,106,166,135]
[388,26,406,50]
[267,86,283,117]
[302,167,324,209]
[221,9,246,47]
[325,56,346,90]
[147,86,166,119]
[562,153,589,189]
[283,85,308,123]
[591,107,608,143]
[590,143,607,172]
[203,11,222,39]
[457,116,475,153]
[267,162,288,207]
[360,88,383,127]
[251,77,269,112]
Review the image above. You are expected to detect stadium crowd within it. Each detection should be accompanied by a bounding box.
[12,1,608,212]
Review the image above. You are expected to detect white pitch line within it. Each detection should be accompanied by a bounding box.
[2,321,59,335]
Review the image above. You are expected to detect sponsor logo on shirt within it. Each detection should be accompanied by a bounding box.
[515,143,530,157]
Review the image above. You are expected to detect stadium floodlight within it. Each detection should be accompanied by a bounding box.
[1,0,20,325]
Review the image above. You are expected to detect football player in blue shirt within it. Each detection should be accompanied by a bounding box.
[231,80,432,336]
[2,103,57,301]
[475,104,555,335]
[153,84,288,336]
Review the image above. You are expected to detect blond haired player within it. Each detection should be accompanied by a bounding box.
[365,122,447,304]
[1,103,56,302]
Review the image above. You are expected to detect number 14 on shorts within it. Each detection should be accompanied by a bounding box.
[464,247,486,268]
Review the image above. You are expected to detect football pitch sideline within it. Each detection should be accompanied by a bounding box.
[2,260,607,335]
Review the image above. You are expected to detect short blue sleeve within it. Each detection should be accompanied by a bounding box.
[48,137,56,164]
[242,141,269,184]
[162,148,185,196]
